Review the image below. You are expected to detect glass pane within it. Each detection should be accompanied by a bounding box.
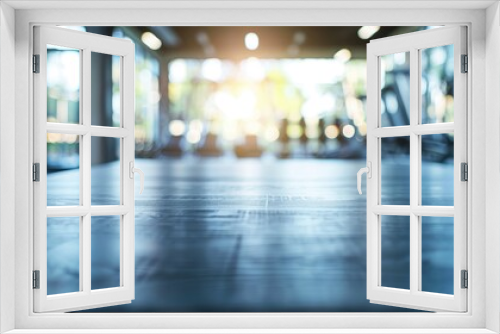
[91,52,121,127]
[421,216,454,294]
[381,215,410,290]
[381,136,410,205]
[380,52,410,127]
[47,217,80,295]
[47,45,80,124]
[91,216,121,290]
[91,137,121,205]
[421,133,454,206]
[421,44,454,124]
[47,133,80,206]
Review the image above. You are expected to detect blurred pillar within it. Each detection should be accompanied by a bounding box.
[159,57,170,147]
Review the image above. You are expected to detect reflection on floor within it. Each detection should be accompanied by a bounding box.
[46,157,454,312]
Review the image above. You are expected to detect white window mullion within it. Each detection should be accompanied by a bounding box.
[122,50,135,294]
[365,41,383,300]
[409,47,419,295]
[46,123,88,135]
[82,48,92,295]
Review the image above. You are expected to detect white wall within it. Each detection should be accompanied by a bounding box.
[485,2,500,333]
[0,2,16,333]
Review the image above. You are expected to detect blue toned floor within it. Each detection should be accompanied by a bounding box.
[46,157,454,312]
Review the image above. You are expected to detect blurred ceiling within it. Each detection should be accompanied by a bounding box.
[129,26,423,60]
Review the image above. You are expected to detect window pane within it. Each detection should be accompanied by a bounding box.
[91,216,121,290]
[421,216,454,294]
[91,52,121,127]
[91,137,121,205]
[380,52,410,127]
[47,217,80,295]
[381,215,410,290]
[47,133,80,206]
[47,45,80,124]
[421,133,454,206]
[381,136,410,205]
[421,44,454,124]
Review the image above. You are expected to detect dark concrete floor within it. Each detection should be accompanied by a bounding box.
[46,157,454,312]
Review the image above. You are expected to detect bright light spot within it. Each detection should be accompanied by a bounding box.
[190,119,204,133]
[62,133,78,144]
[245,122,260,135]
[186,130,201,144]
[305,126,318,139]
[343,124,356,138]
[141,32,162,51]
[47,133,62,143]
[334,48,352,63]
[202,58,223,82]
[284,59,344,85]
[241,57,265,81]
[169,59,187,83]
[385,92,399,114]
[245,32,259,51]
[287,124,303,139]
[357,26,380,40]
[214,91,238,116]
[223,126,239,141]
[359,123,367,136]
[265,126,280,142]
[47,51,80,91]
[169,120,186,136]
[394,52,407,65]
[56,100,68,123]
[325,125,339,139]
[431,47,447,66]
[238,90,257,119]
[150,91,161,103]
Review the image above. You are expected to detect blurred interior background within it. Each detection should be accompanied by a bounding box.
[47,26,454,168]
[46,26,456,313]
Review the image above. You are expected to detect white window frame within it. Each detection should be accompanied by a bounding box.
[0,1,499,333]
[366,26,468,312]
[33,25,136,313]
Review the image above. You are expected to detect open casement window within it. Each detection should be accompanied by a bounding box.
[362,26,468,312]
[33,26,141,312]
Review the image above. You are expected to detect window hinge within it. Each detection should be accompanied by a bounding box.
[33,270,40,289]
[461,270,468,289]
[461,54,468,73]
[33,163,40,182]
[461,162,468,181]
[33,54,40,73]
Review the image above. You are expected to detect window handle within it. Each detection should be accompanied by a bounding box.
[129,161,145,195]
[357,162,372,195]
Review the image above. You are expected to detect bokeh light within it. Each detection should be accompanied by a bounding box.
[169,120,186,136]
[342,124,356,138]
